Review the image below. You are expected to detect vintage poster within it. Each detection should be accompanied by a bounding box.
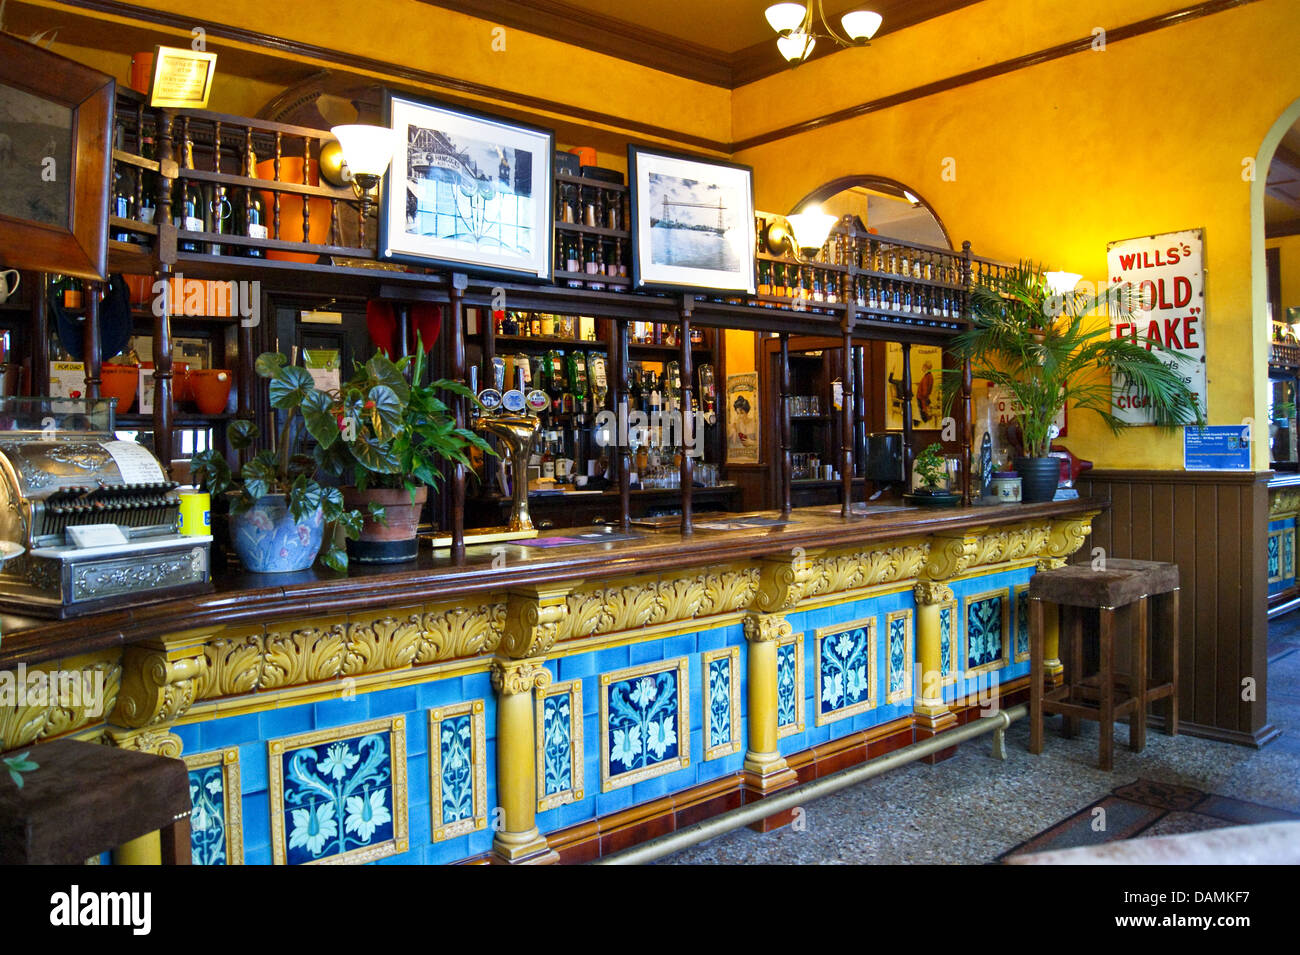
[885,343,944,430]
[725,371,759,463]
[1107,228,1207,425]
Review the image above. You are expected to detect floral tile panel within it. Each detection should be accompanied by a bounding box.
[776,632,805,738]
[601,658,690,791]
[703,647,741,761]
[966,590,1007,676]
[537,680,584,811]
[269,717,408,865]
[185,748,242,865]
[815,619,876,726]
[885,610,912,704]
[430,701,488,841]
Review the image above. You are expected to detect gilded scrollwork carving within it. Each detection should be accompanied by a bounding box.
[260,621,347,690]
[344,609,424,676]
[806,540,928,597]
[40,659,121,741]
[652,574,708,624]
[1046,512,1098,561]
[699,565,760,615]
[196,629,265,700]
[754,552,815,614]
[490,658,553,696]
[112,638,207,730]
[501,586,571,659]
[743,612,792,644]
[924,530,980,581]
[106,726,184,757]
[0,654,118,750]
[913,581,955,605]
[417,602,504,663]
[1271,488,1300,516]
[1037,557,1067,571]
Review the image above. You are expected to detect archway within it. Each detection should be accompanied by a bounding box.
[792,175,951,249]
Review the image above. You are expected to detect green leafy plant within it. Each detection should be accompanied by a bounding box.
[190,353,364,573]
[914,442,947,491]
[947,261,1205,458]
[311,336,493,497]
[4,751,37,788]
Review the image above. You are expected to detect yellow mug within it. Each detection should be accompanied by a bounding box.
[178,491,211,536]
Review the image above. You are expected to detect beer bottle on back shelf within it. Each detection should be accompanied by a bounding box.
[174,138,203,253]
[110,125,136,243]
[237,141,267,258]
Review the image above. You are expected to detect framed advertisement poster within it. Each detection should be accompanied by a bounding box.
[1107,228,1207,424]
[726,371,760,464]
[885,343,945,430]
[378,91,554,280]
[628,146,756,294]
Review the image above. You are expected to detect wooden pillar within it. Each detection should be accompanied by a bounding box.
[779,332,791,517]
[839,315,855,518]
[449,274,468,564]
[82,281,102,400]
[679,296,694,536]
[901,341,914,485]
[618,319,631,530]
[961,241,974,506]
[153,111,177,475]
[853,345,867,476]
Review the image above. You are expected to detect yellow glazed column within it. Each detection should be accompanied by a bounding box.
[742,612,797,790]
[490,658,557,864]
[1036,556,1066,683]
[912,582,957,736]
[112,832,162,866]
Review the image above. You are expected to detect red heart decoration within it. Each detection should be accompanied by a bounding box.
[366,300,397,357]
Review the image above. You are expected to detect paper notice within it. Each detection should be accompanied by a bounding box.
[102,440,165,484]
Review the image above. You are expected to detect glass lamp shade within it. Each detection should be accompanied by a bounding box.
[786,208,838,254]
[765,3,807,33]
[777,31,816,62]
[840,10,883,40]
[1044,271,1083,295]
[329,125,398,178]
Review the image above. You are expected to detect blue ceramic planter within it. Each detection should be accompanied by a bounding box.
[230,495,324,572]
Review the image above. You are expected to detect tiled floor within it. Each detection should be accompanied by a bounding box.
[660,619,1300,864]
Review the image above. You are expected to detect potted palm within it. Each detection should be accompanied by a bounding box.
[191,354,364,573]
[311,338,491,563]
[948,261,1205,502]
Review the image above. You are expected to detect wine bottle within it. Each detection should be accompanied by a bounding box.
[110,125,136,243]
[238,142,267,258]
[138,133,158,230]
[174,137,202,253]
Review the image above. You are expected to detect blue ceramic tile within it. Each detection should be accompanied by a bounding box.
[777,642,799,730]
[407,800,431,848]
[174,723,201,753]
[436,712,477,826]
[629,640,663,665]
[663,633,697,659]
[242,792,270,848]
[201,713,261,749]
[278,729,395,865]
[557,798,597,830]
[697,628,726,650]
[188,763,228,865]
[416,677,465,709]
[468,827,494,856]
[368,685,418,717]
[605,665,681,781]
[259,705,314,739]
[426,835,471,865]
[239,742,267,792]
[405,715,428,758]
[595,645,630,674]
[560,652,597,679]
[313,695,370,728]
[407,754,430,805]
[244,844,271,866]
[633,773,672,804]
[597,784,636,816]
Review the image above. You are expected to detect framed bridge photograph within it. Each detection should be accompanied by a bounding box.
[378,91,554,281]
[628,145,756,294]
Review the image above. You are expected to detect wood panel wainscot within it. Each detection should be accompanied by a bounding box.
[1074,469,1277,748]
[1,500,1102,864]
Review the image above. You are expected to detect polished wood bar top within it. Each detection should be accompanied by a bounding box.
[0,497,1104,667]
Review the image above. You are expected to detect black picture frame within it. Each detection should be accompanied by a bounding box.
[378,91,555,282]
[627,145,756,295]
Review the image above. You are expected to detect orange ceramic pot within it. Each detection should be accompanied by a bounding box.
[191,368,233,415]
[254,157,331,263]
[100,363,139,414]
[140,362,191,409]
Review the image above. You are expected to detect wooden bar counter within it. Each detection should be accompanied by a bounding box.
[0,498,1100,865]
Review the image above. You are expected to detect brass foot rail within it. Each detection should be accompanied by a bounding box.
[593,702,1027,865]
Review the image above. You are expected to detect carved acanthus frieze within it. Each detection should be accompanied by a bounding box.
[418,603,504,663]
[344,609,424,676]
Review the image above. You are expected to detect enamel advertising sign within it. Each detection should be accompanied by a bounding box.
[1106,228,1207,425]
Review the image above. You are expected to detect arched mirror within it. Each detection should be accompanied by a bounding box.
[793,175,951,249]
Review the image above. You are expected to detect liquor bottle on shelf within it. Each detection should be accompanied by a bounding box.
[588,353,608,411]
[566,350,588,416]
[138,132,158,230]
[236,142,267,258]
[697,363,716,425]
[110,125,136,243]
[52,274,83,309]
[585,243,604,291]
[758,261,772,296]
[174,136,203,253]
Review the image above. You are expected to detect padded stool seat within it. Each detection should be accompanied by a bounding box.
[1029,559,1179,770]
[0,738,191,865]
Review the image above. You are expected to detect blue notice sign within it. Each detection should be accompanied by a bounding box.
[1184,425,1252,471]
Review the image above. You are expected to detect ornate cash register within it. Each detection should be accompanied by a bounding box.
[0,398,211,618]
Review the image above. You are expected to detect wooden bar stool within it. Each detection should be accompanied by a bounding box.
[0,738,191,865]
[1029,560,1179,770]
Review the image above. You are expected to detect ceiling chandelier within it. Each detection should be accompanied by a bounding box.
[764,2,883,65]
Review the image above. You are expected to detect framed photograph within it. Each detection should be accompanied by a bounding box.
[627,146,756,294]
[378,91,554,281]
[0,34,112,280]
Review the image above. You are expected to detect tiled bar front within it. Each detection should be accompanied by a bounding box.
[0,505,1096,864]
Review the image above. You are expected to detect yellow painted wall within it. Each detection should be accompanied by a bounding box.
[734,0,1300,470]
[1268,236,1300,318]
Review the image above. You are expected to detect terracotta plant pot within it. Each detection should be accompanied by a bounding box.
[141,362,191,408]
[100,363,139,414]
[255,156,331,263]
[191,368,233,415]
[342,485,428,563]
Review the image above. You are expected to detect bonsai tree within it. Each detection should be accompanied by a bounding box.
[190,353,364,572]
[947,261,1205,459]
[913,442,948,492]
